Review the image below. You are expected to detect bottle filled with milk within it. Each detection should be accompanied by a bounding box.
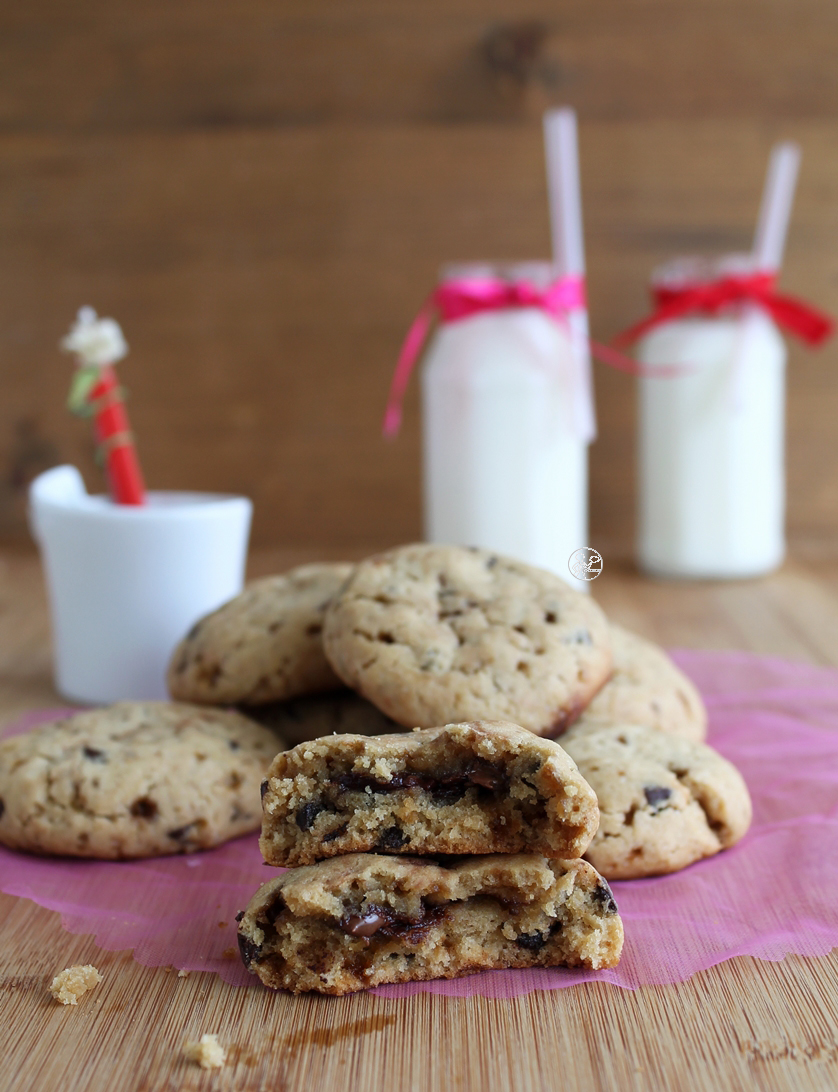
[421,262,591,589]
[636,254,786,578]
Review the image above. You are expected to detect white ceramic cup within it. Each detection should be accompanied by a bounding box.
[29,465,252,704]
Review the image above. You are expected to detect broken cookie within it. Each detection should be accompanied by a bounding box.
[237,852,623,994]
[259,720,599,867]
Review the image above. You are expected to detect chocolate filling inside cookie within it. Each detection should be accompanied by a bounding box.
[275,756,546,858]
[339,901,447,943]
[333,758,508,799]
[260,723,600,867]
[237,864,623,994]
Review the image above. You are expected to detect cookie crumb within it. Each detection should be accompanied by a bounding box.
[184,1033,226,1069]
[177,969,190,978]
[49,965,103,1005]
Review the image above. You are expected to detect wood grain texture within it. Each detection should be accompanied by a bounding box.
[2,548,838,1092]
[1,122,837,551]
[2,0,838,556]
[4,0,838,129]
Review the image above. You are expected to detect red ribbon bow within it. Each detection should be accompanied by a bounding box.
[613,272,834,350]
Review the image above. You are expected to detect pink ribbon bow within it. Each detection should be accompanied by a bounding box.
[383,274,642,438]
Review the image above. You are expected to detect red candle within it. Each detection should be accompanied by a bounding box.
[62,307,146,506]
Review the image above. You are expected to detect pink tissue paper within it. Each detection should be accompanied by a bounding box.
[1,650,837,998]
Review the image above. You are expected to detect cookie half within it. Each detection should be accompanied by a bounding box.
[259,720,599,866]
[237,852,623,994]
[578,624,707,742]
[167,563,353,706]
[560,722,752,879]
[322,544,612,735]
[0,703,284,859]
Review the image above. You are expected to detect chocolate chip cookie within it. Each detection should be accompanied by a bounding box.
[237,852,623,994]
[577,624,707,741]
[0,702,284,858]
[168,563,353,706]
[560,721,752,879]
[259,720,599,866]
[322,544,612,736]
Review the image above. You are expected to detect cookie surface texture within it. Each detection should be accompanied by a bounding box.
[167,563,353,706]
[260,720,599,866]
[560,722,752,880]
[238,852,623,994]
[578,624,707,742]
[0,702,284,859]
[322,544,612,735]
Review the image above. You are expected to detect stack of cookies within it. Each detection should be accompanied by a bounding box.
[166,541,750,993]
[168,541,752,887]
[238,720,624,994]
[0,540,753,995]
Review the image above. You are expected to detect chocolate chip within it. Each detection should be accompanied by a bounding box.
[168,822,199,842]
[295,802,324,831]
[486,556,498,568]
[306,623,323,637]
[432,784,467,805]
[237,933,261,969]
[377,826,409,851]
[82,746,107,761]
[515,932,546,951]
[342,911,389,938]
[466,759,506,791]
[339,903,446,942]
[130,796,158,819]
[265,896,286,926]
[228,740,241,751]
[260,779,270,800]
[323,822,348,844]
[591,881,619,915]
[234,910,245,923]
[544,611,558,624]
[644,786,672,809]
[199,664,222,687]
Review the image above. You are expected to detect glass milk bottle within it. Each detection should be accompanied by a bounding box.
[637,255,786,578]
[421,263,590,588]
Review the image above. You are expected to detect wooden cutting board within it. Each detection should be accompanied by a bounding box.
[2,549,838,1092]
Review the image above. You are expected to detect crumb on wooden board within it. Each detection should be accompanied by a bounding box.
[184,1033,226,1070]
[49,965,103,1006]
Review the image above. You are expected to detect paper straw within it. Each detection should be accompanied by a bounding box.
[753,142,801,273]
[542,107,596,442]
[543,108,586,277]
[727,142,801,415]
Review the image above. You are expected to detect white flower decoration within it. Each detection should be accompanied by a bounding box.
[61,306,128,368]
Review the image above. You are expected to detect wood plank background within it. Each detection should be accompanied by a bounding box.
[2,0,838,554]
